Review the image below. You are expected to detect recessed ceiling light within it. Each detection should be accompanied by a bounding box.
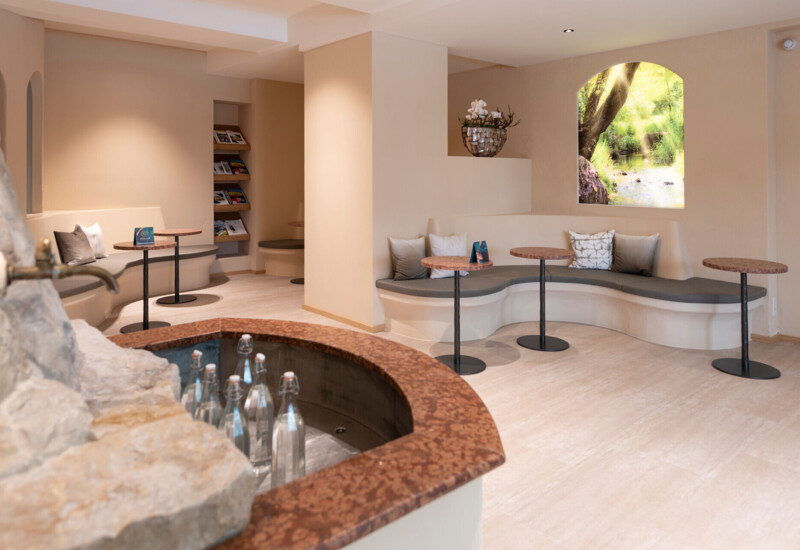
[563,29,575,33]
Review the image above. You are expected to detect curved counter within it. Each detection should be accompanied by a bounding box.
[110,318,505,549]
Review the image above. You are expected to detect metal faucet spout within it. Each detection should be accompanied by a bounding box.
[6,238,119,293]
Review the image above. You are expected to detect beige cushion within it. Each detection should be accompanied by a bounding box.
[53,228,96,266]
[75,222,109,258]
[611,233,659,276]
[389,236,427,280]
[429,232,469,279]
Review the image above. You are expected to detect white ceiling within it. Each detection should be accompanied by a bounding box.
[2,0,800,82]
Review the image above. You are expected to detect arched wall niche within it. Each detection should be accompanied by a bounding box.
[27,71,43,214]
[577,61,684,209]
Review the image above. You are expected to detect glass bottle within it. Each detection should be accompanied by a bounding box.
[272,371,305,488]
[234,334,254,398]
[180,350,203,417]
[244,352,274,479]
[219,375,250,457]
[194,363,221,426]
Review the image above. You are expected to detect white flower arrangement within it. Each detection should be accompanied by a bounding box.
[460,99,520,129]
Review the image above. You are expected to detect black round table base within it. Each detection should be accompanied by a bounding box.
[435,354,487,376]
[120,321,171,334]
[290,278,305,285]
[517,335,570,352]
[712,358,781,380]
[156,295,197,305]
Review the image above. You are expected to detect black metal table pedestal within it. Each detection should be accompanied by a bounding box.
[156,236,197,305]
[712,272,780,379]
[290,278,304,285]
[435,271,486,376]
[120,250,171,334]
[517,259,569,352]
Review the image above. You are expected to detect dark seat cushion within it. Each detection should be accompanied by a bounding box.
[377,264,767,304]
[258,239,304,250]
[54,244,219,299]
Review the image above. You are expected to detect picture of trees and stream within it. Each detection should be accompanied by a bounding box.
[578,62,684,208]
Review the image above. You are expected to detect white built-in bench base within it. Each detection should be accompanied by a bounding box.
[257,240,304,278]
[379,282,764,350]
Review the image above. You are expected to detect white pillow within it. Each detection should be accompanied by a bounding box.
[569,229,615,270]
[429,232,469,279]
[75,222,109,259]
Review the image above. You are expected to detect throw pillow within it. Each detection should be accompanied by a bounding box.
[76,222,109,258]
[429,232,469,279]
[389,236,428,280]
[53,228,96,266]
[569,229,615,270]
[611,233,660,276]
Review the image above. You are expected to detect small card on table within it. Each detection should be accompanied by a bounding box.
[133,227,155,246]
[470,241,490,263]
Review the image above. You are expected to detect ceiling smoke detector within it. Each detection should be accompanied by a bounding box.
[782,38,797,51]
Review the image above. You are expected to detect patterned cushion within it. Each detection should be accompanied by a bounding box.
[569,229,615,270]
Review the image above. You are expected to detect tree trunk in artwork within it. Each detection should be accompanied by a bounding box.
[578,62,641,160]
[578,156,608,204]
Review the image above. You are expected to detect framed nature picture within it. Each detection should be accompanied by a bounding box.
[578,62,684,208]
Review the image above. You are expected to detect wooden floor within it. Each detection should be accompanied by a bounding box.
[102,274,800,549]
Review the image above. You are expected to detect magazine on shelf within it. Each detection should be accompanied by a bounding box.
[226,187,248,204]
[227,157,249,175]
[213,161,227,175]
[225,219,247,235]
[213,220,228,237]
[214,130,232,144]
[227,130,247,145]
[214,190,230,205]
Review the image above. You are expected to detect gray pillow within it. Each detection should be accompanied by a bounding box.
[389,236,427,280]
[53,229,97,266]
[611,233,659,276]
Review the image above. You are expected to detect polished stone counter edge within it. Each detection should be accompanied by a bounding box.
[110,318,505,550]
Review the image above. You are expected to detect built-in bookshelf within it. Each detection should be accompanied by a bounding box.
[213,123,251,248]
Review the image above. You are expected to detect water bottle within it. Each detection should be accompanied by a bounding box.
[219,375,250,457]
[180,350,203,417]
[194,363,221,426]
[244,353,274,479]
[272,371,305,488]
[235,334,254,397]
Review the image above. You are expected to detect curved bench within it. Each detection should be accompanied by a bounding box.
[257,239,304,277]
[56,245,218,327]
[376,265,767,350]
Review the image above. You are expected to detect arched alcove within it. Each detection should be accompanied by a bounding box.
[578,62,684,208]
[27,71,43,214]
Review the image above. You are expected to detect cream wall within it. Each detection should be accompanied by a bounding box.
[0,9,44,210]
[43,30,251,247]
[449,23,798,336]
[305,33,375,328]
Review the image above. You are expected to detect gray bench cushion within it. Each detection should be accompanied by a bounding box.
[377,264,767,304]
[54,244,219,299]
[258,239,304,250]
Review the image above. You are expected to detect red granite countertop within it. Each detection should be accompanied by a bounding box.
[703,257,788,274]
[110,318,505,549]
[510,246,574,261]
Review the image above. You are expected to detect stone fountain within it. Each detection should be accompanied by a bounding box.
[0,151,255,550]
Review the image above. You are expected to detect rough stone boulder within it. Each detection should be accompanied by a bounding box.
[0,378,92,481]
[578,155,609,205]
[0,415,256,550]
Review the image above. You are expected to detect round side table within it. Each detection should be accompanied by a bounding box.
[510,247,575,352]
[289,221,305,285]
[154,228,202,305]
[703,257,788,379]
[420,256,493,376]
[113,240,176,333]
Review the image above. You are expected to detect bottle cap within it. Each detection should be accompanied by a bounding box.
[229,375,240,384]
[255,352,265,361]
[242,334,252,341]
[192,350,203,358]
[283,371,295,380]
[205,364,216,373]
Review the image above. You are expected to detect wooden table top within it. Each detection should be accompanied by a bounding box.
[288,221,305,228]
[114,241,177,251]
[421,256,493,271]
[703,257,788,275]
[154,228,202,237]
[510,247,575,261]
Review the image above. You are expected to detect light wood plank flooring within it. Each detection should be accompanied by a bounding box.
[101,274,800,549]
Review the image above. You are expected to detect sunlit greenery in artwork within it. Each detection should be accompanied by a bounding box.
[577,62,684,208]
